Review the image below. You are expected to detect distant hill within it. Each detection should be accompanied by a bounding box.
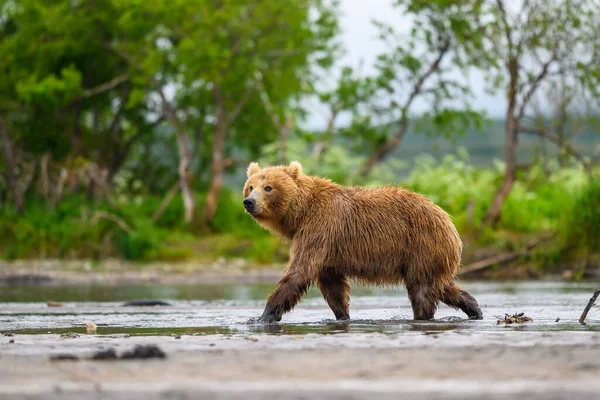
[387,118,600,169]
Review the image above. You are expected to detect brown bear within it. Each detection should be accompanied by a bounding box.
[243,161,482,323]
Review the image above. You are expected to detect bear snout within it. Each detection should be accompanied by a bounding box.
[243,198,256,213]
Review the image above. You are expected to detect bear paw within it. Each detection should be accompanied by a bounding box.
[257,304,282,323]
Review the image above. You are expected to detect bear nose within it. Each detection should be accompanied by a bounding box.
[243,198,255,211]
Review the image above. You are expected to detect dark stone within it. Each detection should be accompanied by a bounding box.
[50,354,79,361]
[91,348,118,360]
[121,345,166,359]
[122,300,172,307]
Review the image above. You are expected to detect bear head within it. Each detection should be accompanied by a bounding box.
[242,161,303,225]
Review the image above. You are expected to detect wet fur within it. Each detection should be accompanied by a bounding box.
[243,161,483,322]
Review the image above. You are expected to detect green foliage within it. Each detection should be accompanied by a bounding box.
[398,151,591,241]
[560,177,600,255]
[209,188,272,236]
[257,143,596,253]
[0,194,190,261]
[0,0,599,270]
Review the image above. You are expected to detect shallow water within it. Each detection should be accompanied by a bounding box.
[1,281,599,336]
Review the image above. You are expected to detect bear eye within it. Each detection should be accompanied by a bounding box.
[264,186,273,192]
[249,186,253,192]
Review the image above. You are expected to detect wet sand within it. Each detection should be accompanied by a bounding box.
[2,331,600,399]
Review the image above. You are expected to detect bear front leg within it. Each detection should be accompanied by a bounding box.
[317,272,350,320]
[258,271,312,323]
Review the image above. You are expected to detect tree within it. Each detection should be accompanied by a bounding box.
[478,0,600,226]
[0,117,23,213]
[354,0,484,178]
[524,72,596,172]
[0,0,151,207]
[112,0,340,227]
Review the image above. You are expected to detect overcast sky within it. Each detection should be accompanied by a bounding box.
[304,0,507,129]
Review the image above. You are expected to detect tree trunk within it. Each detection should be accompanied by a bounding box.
[201,82,252,227]
[312,106,339,163]
[152,181,180,223]
[0,117,24,214]
[358,117,408,178]
[203,120,226,226]
[40,152,51,206]
[176,132,195,224]
[484,116,518,227]
[357,39,450,179]
[278,115,292,165]
[483,57,519,227]
[155,83,196,225]
[556,105,567,168]
[71,102,83,157]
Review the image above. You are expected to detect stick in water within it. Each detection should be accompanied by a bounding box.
[579,289,600,324]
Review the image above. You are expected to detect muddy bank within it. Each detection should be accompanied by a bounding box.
[0,259,283,285]
[2,259,598,286]
[2,332,600,399]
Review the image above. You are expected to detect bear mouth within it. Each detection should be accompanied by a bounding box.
[246,209,262,217]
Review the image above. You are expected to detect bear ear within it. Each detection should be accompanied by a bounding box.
[247,162,261,178]
[285,161,303,179]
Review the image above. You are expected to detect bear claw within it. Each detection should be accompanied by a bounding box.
[257,315,281,324]
[257,305,282,323]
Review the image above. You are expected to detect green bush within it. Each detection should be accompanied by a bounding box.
[1,151,597,265]
[209,188,271,236]
[560,177,600,255]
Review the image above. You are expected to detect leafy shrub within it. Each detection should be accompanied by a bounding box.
[560,177,600,255]
[1,149,596,265]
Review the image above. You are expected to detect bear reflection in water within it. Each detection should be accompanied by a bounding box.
[243,161,483,324]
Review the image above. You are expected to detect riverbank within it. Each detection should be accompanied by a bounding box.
[1,257,599,287]
[2,331,600,399]
[0,259,284,286]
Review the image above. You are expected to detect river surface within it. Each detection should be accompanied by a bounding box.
[1,281,598,335]
[2,280,600,399]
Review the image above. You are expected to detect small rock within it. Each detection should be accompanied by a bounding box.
[121,345,166,359]
[60,332,80,339]
[47,301,64,307]
[85,322,97,334]
[122,300,171,307]
[555,318,560,323]
[3,333,14,337]
[91,349,117,360]
[9,339,14,344]
[562,270,574,280]
[174,335,181,339]
[209,343,216,347]
[50,354,79,361]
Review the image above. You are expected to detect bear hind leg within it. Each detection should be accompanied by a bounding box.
[441,283,483,320]
[406,281,439,320]
[317,272,351,320]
